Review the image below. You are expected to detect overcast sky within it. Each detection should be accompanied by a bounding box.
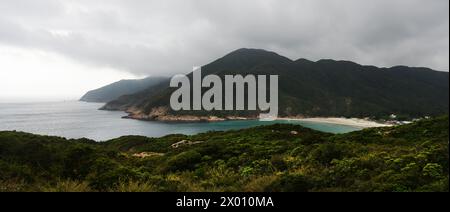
[0,0,448,101]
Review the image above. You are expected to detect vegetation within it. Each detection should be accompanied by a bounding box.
[103,48,449,119]
[0,116,448,192]
[80,76,168,103]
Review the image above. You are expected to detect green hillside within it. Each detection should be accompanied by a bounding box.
[0,116,448,192]
[102,48,449,120]
[80,76,168,103]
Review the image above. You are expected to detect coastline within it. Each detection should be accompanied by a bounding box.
[123,108,391,128]
[122,106,253,122]
[277,117,392,128]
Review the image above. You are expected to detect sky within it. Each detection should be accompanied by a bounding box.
[0,0,448,102]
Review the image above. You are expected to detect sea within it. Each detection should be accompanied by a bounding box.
[0,101,361,141]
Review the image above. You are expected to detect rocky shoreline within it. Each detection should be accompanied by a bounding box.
[118,106,392,128]
[122,106,251,122]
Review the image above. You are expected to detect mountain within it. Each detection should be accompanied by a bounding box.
[80,76,168,103]
[101,48,449,120]
[0,116,448,191]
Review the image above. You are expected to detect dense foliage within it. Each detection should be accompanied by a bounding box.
[103,48,449,119]
[0,116,448,192]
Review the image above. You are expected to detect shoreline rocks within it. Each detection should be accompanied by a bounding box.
[123,106,252,123]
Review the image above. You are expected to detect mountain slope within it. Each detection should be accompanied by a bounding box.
[102,48,449,120]
[80,76,168,103]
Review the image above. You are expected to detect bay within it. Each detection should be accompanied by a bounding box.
[0,101,361,141]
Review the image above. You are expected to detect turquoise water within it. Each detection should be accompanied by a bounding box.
[0,101,361,141]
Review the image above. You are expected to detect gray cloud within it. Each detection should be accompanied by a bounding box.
[0,0,448,76]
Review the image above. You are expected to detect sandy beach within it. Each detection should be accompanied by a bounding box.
[278,117,392,128]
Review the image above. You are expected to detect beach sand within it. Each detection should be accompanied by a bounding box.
[278,117,392,128]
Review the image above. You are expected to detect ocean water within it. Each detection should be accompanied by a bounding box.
[0,101,361,141]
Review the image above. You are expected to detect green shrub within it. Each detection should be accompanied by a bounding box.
[166,150,202,171]
[265,174,313,192]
